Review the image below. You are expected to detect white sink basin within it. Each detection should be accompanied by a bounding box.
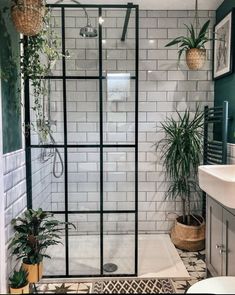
[198,165,235,209]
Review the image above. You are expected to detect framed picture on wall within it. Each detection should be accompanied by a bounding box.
[213,9,235,80]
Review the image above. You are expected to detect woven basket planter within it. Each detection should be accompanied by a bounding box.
[170,215,205,251]
[11,0,45,36]
[186,48,206,70]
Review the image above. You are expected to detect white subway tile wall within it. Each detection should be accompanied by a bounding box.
[3,150,27,278]
[45,9,215,234]
[3,10,216,270]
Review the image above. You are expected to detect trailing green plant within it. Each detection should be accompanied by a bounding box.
[9,268,28,289]
[1,6,63,141]
[156,107,204,225]
[9,208,75,265]
[21,9,68,142]
[165,20,210,61]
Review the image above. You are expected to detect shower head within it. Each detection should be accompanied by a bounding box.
[56,0,98,38]
[80,23,98,38]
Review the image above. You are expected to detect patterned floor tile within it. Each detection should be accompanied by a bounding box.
[173,249,206,293]
[35,249,206,294]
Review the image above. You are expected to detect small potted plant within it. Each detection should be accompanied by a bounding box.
[165,20,210,70]
[9,268,29,294]
[156,107,205,251]
[9,208,75,283]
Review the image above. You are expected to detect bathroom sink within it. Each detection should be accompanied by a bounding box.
[198,165,235,209]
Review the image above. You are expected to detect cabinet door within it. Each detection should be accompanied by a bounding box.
[222,209,235,276]
[206,197,223,276]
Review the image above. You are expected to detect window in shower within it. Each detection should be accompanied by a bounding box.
[25,3,138,278]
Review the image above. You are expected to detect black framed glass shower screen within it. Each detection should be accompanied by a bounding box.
[25,3,139,278]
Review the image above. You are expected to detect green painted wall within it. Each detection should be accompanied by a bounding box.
[0,1,22,154]
[215,0,235,143]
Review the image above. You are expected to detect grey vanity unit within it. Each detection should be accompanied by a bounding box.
[206,196,235,276]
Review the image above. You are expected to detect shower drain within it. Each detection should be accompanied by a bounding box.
[103,263,118,273]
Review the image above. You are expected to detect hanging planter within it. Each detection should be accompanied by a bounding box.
[186,48,206,70]
[11,0,45,36]
[165,20,210,70]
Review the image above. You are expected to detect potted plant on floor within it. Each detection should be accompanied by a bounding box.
[9,268,29,294]
[156,107,205,251]
[165,20,210,70]
[9,208,75,283]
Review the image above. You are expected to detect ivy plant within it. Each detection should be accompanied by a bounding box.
[21,9,69,142]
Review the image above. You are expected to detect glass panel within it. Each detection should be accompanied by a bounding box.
[68,214,100,275]
[68,148,100,211]
[31,148,52,211]
[51,148,65,211]
[49,8,62,76]
[44,214,66,276]
[31,147,65,211]
[65,8,99,76]
[30,79,64,145]
[103,148,135,211]
[67,80,99,145]
[103,213,135,275]
[103,79,135,144]
[102,8,135,75]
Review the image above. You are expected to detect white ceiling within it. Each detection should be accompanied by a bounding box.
[60,0,224,10]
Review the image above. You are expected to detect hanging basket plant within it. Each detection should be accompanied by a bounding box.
[186,48,206,70]
[165,20,210,70]
[11,0,45,36]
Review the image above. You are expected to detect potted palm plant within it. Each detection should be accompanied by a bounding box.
[9,268,29,294]
[165,20,210,70]
[156,107,205,251]
[9,208,75,283]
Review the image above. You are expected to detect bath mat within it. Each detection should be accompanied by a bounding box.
[93,278,176,294]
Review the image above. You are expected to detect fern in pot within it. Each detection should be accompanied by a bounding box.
[165,20,210,70]
[156,107,205,251]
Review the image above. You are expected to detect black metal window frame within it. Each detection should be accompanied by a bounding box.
[25,3,139,278]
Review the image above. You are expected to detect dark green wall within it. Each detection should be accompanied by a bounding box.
[215,0,235,143]
[0,1,22,154]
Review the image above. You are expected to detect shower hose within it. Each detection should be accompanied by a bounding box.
[40,131,64,178]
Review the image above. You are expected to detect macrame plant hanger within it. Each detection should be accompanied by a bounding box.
[185,0,207,70]
[193,0,200,37]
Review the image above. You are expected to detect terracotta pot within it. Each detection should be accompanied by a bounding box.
[170,215,205,251]
[186,48,206,70]
[22,261,43,283]
[11,0,45,36]
[10,283,29,294]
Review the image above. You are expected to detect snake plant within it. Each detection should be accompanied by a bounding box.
[9,268,28,288]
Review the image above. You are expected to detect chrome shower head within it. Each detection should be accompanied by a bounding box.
[80,23,98,38]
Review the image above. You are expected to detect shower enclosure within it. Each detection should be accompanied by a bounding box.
[25,3,139,277]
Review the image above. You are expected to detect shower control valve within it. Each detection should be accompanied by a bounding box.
[219,248,227,255]
[216,244,223,249]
